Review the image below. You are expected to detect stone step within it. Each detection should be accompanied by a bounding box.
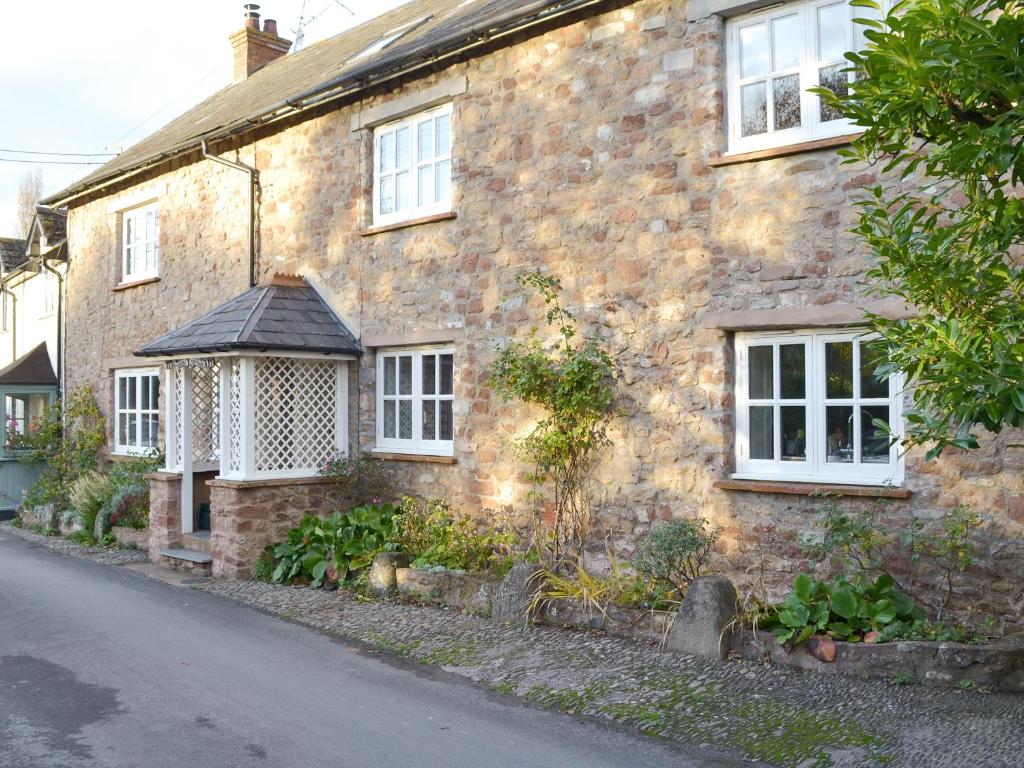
[158,547,213,575]
[181,531,212,554]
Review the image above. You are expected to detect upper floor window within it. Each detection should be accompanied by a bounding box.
[734,329,903,486]
[372,103,452,226]
[115,368,160,455]
[726,0,869,153]
[376,347,454,456]
[122,202,160,281]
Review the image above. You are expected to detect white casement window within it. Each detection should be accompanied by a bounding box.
[726,0,877,153]
[734,329,903,485]
[114,368,161,455]
[122,202,160,281]
[376,348,454,455]
[372,103,453,226]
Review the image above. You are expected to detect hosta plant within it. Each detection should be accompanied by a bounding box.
[271,503,399,588]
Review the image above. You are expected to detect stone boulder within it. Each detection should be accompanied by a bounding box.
[492,563,543,623]
[367,552,409,596]
[665,575,738,660]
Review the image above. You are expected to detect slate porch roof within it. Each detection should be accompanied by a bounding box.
[46,0,607,205]
[0,343,57,387]
[136,275,360,357]
[0,238,27,273]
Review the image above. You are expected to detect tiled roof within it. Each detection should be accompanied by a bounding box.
[47,0,603,204]
[0,238,27,273]
[34,206,67,247]
[0,343,57,386]
[136,275,360,357]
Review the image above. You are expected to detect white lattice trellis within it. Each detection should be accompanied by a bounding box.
[228,359,242,474]
[253,357,338,473]
[170,367,185,471]
[191,362,220,466]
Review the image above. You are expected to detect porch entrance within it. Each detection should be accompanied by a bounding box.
[165,359,219,536]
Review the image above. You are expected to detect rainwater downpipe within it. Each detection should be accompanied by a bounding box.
[201,140,259,288]
[0,281,15,362]
[39,260,63,399]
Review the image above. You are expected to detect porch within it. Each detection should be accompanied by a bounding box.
[136,274,360,576]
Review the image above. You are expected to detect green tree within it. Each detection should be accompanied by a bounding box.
[820,0,1024,457]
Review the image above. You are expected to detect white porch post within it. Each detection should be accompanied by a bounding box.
[335,360,349,457]
[164,366,178,472]
[218,362,230,478]
[180,368,194,535]
[239,357,255,479]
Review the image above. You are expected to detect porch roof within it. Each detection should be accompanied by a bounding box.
[136,275,360,358]
[0,343,57,386]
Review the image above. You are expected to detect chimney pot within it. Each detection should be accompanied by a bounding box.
[263,18,279,36]
[244,3,261,29]
[230,5,291,82]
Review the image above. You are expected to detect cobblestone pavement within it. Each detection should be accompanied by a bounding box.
[4,524,149,565]
[6,522,1023,768]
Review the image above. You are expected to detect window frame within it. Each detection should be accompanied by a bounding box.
[725,0,872,154]
[1,388,55,458]
[371,103,454,227]
[121,201,160,283]
[375,346,455,457]
[113,368,161,456]
[734,328,904,486]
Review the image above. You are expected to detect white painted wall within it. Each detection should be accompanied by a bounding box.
[0,263,63,376]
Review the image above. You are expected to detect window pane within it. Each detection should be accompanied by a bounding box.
[396,126,410,167]
[118,413,128,446]
[417,119,433,163]
[380,175,394,215]
[418,166,433,205]
[435,114,451,155]
[825,341,853,398]
[819,62,849,121]
[739,22,768,78]
[861,405,891,464]
[384,400,396,439]
[749,405,774,460]
[399,356,412,395]
[439,400,453,441]
[439,354,454,395]
[780,344,805,399]
[772,74,801,130]
[740,82,768,137]
[435,160,451,205]
[423,400,436,441]
[127,378,137,408]
[423,354,436,395]
[380,132,395,172]
[151,377,160,411]
[825,405,853,463]
[395,170,410,211]
[817,2,848,60]
[781,406,807,461]
[383,357,396,396]
[125,217,134,247]
[860,342,889,398]
[141,416,150,448]
[118,377,128,408]
[127,413,138,447]
[748,345,774,399]
[772,14,801,69]
[399,400,412,440]
[141,377,151,409]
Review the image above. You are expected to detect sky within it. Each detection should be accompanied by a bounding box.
[0,0,409,236]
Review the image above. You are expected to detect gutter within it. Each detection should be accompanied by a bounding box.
[201,140,259,288]
[45,0,620,209]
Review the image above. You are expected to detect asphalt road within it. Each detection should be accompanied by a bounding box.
[0,530,739,768]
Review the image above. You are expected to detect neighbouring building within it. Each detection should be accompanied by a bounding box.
[43,0,1023,624]
[0,206,66,512]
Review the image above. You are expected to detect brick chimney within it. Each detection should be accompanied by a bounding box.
[229,4,292,83]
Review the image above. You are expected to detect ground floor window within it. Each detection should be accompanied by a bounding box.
[115,368,160,455]
[376,347,454,455]
[734,329,902,485]
[3,392,50,450]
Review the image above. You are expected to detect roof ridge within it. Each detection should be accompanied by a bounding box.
[235,284,275,345]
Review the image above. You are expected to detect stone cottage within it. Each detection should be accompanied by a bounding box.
[44,0,1023,622]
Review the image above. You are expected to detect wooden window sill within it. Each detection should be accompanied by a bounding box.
[714,478,910,499]
[372,451,457,465]
[361,211,456,236]
[113,276,160,292]
[707,134,862,168]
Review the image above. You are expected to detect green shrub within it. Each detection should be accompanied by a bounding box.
[101,453,162,529]
[633,518,721,600]
[762,573,923,648]
[252,546,276,582]
[69,471,112,535]
[271,504,399,588]
[393,497,517,572]
[876,618,978,644]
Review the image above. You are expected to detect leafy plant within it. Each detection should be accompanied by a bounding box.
[815,0,1024,456]
[271,504,399,588]
[252,546,277,582]
[907,505,980,620]
[633,518,721,601]
[101,453,162,529]
[876,618,978,645]
[488,271,617,571]
[763,573,923,648]
[69,470,112,536]
[313,451,395,506]
[393,497,518,572]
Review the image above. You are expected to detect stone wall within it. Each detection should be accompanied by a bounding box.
[147,472,182,557]
[64,0,1024,623]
